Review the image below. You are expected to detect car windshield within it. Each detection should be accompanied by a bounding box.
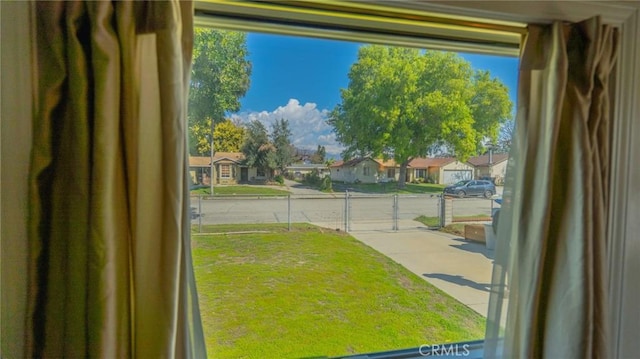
[454,180,470,186]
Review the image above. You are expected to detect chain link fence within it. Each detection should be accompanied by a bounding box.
[449,197,499,223]
[190,192,446,233]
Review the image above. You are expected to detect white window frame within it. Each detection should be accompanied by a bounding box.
[192,2,640,357]
[2,2,638,358]
[219,164,231,178]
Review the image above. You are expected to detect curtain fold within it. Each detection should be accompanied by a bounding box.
[485,16,618,358]
[26,1,206,357]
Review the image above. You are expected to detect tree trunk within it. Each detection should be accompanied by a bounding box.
[397,161,410,189]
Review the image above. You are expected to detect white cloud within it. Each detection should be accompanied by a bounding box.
[230,99,343,157]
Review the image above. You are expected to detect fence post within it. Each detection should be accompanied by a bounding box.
[439,195,445,228]
[288,194,291,231]
[344,190,350,232]
[198,195,202,233]
[393,194,399,231]
[440,196,453,227]
[490,197,494,216]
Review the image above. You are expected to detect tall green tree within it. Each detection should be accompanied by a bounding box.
[242,120,276,178]
[310,145,326,164]
[189,118,246,154]
[271,119,294,173]
[214,119,245,152]
[496,119,515,153]
[189,29,251,156]
[329,46,512,187]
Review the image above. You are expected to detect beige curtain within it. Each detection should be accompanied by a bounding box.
[485,17,618,358]
[26,1,206,357]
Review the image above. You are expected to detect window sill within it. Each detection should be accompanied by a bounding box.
[335,339,486,359]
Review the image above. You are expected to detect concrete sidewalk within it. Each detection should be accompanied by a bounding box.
[345,220,507,325]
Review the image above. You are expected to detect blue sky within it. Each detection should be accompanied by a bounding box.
[231,32,519,157]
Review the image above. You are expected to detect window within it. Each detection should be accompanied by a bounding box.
[416,169,427,178]
[0,2,637,359]
[387,169,396,178]
[220,164,230,178]
[188,1,636,358]
[189,7,517,357]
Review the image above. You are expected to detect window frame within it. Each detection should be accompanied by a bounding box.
[191,2,640,357]
[387,168,395,179]
[1,2,638,359]
[219,163,231,179]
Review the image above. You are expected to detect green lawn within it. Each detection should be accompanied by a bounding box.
[334,182,446,194]
[192,224,485,358]
[413,216,490,237]
[414,215,491,228]
[191,185,290,196]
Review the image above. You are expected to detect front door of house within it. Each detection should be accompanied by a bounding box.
[240,167,249,182]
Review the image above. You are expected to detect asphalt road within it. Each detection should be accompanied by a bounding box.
[190,194,500,231]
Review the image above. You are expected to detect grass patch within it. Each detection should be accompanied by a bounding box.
[334,182,445,194]
[192,223,311,234]
[193,223,485,358]
[414,214,491,228]
[191,185,290,196]
[440,224,467,236]
[413,215,440,227]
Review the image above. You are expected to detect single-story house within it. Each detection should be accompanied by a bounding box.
[189,156,213,185]
[330,157,400,183]
[407,157,474,185]
[189,152,269,185]
[467,153,509,184]
[286,163,330,180]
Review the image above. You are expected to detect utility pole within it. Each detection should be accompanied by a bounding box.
[209,129,215,195]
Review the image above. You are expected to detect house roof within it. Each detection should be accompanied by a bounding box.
[329,160,344,168]
[408,157,457,168]
[330,157,399,168]
[189,156,210,167]
[212,152,245,163]
[467,153,508,167]
[189,152,245,167]
[376,159,399,167]
[287,163,329,170]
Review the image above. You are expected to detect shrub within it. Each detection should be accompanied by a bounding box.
[320,176,333,192]
[274,174,285,185]
[303,169,322,185]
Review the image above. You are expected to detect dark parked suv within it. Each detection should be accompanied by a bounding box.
[443,179,496,198]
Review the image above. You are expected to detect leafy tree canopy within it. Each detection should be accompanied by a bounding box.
[189,29,251,155]
[271,119,295,173]
[495,119,515,153]
[242,120,276,178]
[329,45,513,187]
[214,119,246,153]
[310,145,326,164]
[189,118,246,154]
